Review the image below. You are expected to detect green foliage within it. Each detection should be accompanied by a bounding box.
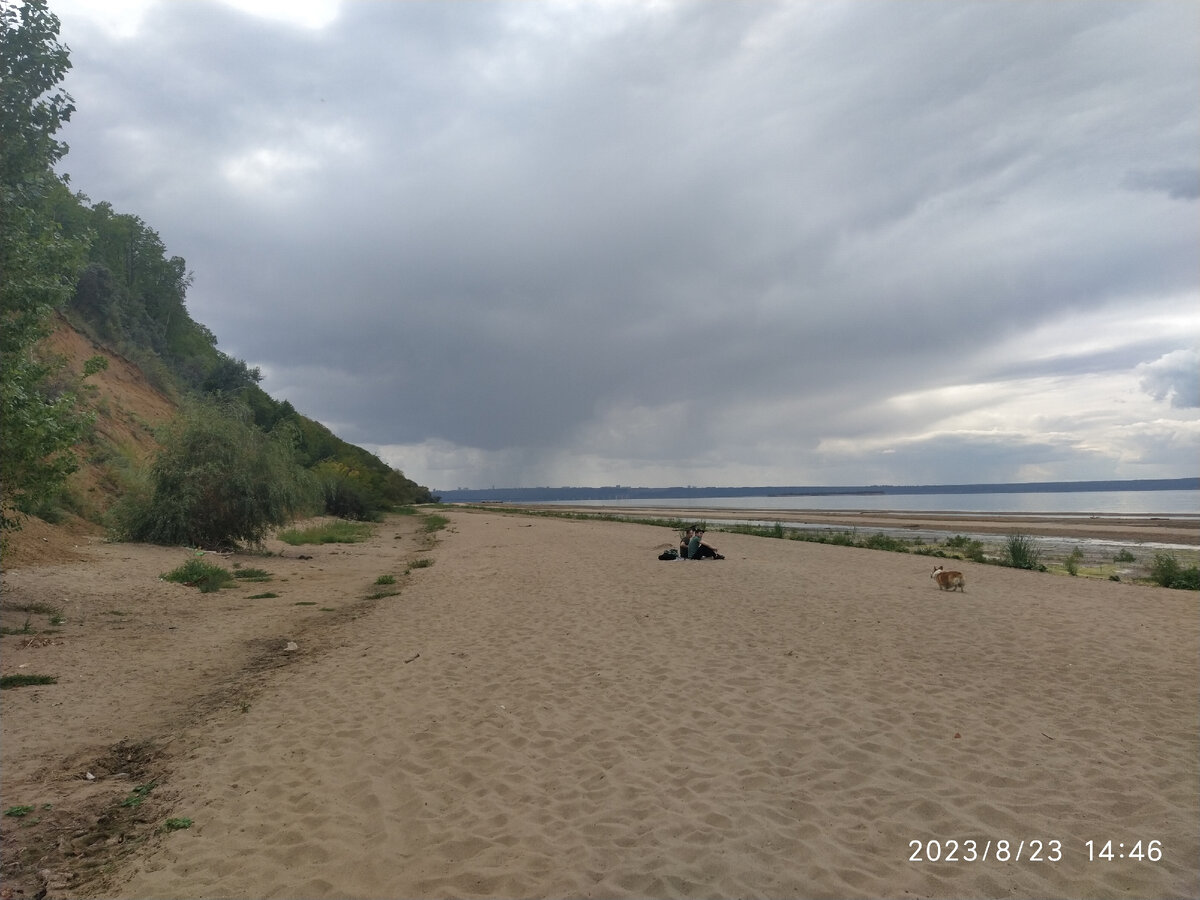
[163,817,193,831]
[0,674,58,689]
[313,460,381,521]
[121,782,157,808]
[375,574,396,585]
[1114,548,1137,563]
[277,520,374,545]
[421,513,449,533]
[233,567,271,582]
[2,2,434,540]
[0,1,92,531]
[944,534,986,562]
[161,558,235,593]
[114,401,318,548]
[1003,533,1043,570]
[1064,547,1084,576]
[1149,553,1200,590]
[863,532,909,553]
[4,805,35,817]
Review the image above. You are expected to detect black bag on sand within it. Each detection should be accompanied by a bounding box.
[658,549,679,560]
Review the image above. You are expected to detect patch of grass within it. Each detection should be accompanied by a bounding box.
[278,521,374,545]
[233,567,272,582]
[374,574,396,585]
[0,618,33,636]
[1114,548,1137,563]
[1,674,58,690]
[121,782,157,809]
[4,806,34,818]
[365,587,400,600]
[162,558,235,593]
[294,601,317,606]
[421,514,449,533]
[319,607,336,612]
[409,558,434,569]
[247,592,279,600]
[9,601,62,617]
[163,817,193,831]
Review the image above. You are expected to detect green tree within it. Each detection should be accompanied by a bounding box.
[1,0,90,530]
[113,400,319,549]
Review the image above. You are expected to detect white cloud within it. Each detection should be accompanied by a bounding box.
[1138,348,1200,409]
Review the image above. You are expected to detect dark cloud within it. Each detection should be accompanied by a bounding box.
[1124,168,1200,201]
[53,0,1200,487]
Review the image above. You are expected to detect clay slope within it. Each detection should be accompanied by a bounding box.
[3,317,178,567]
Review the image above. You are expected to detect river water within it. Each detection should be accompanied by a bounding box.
[539,489,1198,517]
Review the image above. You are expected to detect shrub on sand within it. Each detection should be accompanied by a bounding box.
[1004,533,1043,570]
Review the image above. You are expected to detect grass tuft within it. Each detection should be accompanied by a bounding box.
[421,514,449,533]
[1,674,58,690]
[162,559,234,593]
[233,567,272,582]
[278,521,374,545]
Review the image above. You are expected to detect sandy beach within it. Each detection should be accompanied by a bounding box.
[2,508,1198,899]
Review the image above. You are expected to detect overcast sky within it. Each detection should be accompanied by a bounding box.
[49,0,1198,490]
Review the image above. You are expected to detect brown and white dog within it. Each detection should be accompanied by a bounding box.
[930,565,965,592]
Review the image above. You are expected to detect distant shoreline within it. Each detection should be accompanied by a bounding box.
[473,504,1200,549]
[437,476,1199,504]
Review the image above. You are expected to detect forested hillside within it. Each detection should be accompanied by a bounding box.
[1,0,433,547]
[57,194,435,513]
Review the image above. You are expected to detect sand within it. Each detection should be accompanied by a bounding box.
[2,508,1197,899]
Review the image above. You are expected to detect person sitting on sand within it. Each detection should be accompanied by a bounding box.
[687,527,724,560]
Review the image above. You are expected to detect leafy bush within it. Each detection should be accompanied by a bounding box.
[113,400,318,549]
[1004,533,1043,570]
[944,534,985,562]
[1064,547,1084,576]
[864,532,909,553]
[313,460,383,521]
[1114,549,1137,563]
[1150,553,1200,590]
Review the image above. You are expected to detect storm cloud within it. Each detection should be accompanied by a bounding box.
[53,0,1198,489]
